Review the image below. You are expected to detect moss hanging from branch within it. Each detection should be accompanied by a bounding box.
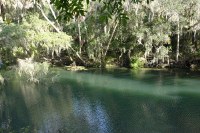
[0,14,72,62]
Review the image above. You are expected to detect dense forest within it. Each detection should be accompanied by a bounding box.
[0,0,200,70]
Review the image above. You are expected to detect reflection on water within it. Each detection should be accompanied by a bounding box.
[0,68,200,133]
[72,98,111,133]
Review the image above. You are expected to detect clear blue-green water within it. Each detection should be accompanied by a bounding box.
[0,68,200,133]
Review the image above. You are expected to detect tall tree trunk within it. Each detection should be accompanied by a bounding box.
[176,22,180,62]
[0,2,5,21]
[77,19,82,54]
[100,43,105,68]
[104,21,119,57]
[192,31,198,51]
[98,21,118,68]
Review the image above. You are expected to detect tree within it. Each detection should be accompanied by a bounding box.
[0,14,72,65]
[50,0,147,22]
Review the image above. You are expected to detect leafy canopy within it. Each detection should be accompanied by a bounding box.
[0,14,72,59]
[50,0,150,22]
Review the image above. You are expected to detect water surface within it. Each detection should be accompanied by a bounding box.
[0,68,200,133]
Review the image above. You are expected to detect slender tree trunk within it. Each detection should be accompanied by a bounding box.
[0,3,5,21]
[176,22,180,62]
[100,43,105,68]
[127,49,131,67]
[84,22,88,44]
[37,3,60,33]
[104,21,119,57]
[46,0,61,27]
[16,1,20,24]
[192,31,198,50]
[77,19,82,53]
[46,0,56,20]
[98,21,118,68]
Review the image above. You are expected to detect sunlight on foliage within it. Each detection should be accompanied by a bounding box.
[0,14,72,63]
[17,58,50,83]
[131,57,146,69]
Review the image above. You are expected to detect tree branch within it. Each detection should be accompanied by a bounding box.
[46,0,57,20]
[36,3,60,33]
[104,21,119,57]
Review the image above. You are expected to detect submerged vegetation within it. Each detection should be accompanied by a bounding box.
[0,0,200,77]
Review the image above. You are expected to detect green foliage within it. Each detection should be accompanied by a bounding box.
[155,46,169,59]
[50,0,86,21]
[51,0,129,23]
[1,0,200,68]
[17,58,50,83]
[20,126,36,133]
[0,14,72,64]
[131,57,146,69]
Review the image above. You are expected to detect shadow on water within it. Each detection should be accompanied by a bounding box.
[0,68,200,133]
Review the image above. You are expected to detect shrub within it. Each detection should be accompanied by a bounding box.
[131,57,146,69]
[17,58,50,83]
[0,14,72,64]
